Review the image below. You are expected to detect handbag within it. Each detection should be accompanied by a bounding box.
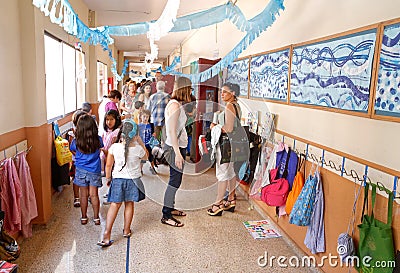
[289,172,319,226]
[219,104,249,165]
[261,147,291,207]
[357,183,395,273]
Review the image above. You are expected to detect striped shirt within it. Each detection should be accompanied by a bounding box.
[147,91,170,126]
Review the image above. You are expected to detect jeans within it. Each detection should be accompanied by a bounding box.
[162,147,186,218]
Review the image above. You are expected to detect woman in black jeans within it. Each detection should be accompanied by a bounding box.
[161,77,192,227]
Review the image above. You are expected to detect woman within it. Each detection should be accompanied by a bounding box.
[138,81,152,108]
[207,82,241,216]
[120,81,139,117]
[161,76,192,227]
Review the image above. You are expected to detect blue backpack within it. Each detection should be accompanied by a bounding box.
[289,173,319,226]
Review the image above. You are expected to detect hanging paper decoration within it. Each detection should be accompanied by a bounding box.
[32,0,285,82]
[146,0,180,70]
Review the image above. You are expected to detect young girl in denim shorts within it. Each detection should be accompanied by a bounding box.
[70,114,104,225]
[97,119,148,247]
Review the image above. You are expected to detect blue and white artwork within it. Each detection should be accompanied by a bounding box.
[226,58,249,97]
[375,22,400,118]
[290,30,377,112]
[250,49,289,100]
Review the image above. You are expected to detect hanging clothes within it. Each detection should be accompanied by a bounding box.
[15,151,38,238]
[304,172,325,254]
[0,159,22,233]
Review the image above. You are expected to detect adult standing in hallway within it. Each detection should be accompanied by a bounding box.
[161,77,192,227]
[120,80,139,117]
[147,80,170,140]
[151,71,163,95]
[207,83,241,216]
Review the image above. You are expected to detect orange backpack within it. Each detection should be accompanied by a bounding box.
[285,154,305,215]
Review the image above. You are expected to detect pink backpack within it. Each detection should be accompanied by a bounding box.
[261,148,291,207]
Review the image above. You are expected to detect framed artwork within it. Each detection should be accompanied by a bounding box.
[250,48,289,100]
[290,29,377,112]
[226,58,249,97]
[374,22,400,118]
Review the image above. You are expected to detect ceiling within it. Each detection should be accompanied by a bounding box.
[82,0,226,63]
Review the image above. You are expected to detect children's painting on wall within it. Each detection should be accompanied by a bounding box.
[290,29,377,112]
[374,22,400,118]
[250,48,289,100]
[226,58,249,97]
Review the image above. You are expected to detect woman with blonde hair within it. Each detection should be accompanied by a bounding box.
[161,76,192,227]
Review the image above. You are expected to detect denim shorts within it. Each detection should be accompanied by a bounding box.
[108,178,145,203]
[74,167,102,188]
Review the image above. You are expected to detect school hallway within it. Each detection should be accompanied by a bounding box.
[15,163,310,273]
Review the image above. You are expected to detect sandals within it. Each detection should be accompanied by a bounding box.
[123,229,132,238]
[223,198,236,213]
[161,217,184,227]
[73,198,80,208]
[80,217,88,225]
[207,203,224,216]
[171,210,186,217]
[97,240,114,248]
[93,218,101,225]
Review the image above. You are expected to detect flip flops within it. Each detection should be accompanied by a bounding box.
[80,217,88,225]
[97,240,114,248]
[73,198,80,207]
[123,230,132,238]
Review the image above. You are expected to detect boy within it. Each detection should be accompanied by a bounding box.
[132,100,145,124]
[138,110,156,174]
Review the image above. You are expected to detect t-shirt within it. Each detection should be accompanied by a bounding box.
[109,142,146,179]
[138,123,152,144]
[70,137,104,173]
[105,101,118,112]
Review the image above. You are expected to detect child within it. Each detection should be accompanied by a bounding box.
[132,100,145,124]
[70,114,104,225]
[138,110,156,174]
[97,119,148,247]
[101,110,122,203]
[68,110,88,208]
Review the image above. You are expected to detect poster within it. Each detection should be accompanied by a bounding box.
[290,29,377,112]
[243,220,282,239]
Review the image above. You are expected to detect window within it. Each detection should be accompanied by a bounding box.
[97,61,108,101]
[44,34,86,120]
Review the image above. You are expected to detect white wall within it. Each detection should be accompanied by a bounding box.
[0,1,24,133]
[180,0,400,171]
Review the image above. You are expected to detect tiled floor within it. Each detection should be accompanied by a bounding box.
[16,163,310,273]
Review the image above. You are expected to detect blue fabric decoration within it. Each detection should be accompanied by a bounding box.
[33,0,285,82]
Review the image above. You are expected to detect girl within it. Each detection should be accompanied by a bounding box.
[70,115,104,225]
[97,120,148,247]
[101,110,122,172]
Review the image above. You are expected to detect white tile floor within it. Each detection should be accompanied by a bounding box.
[15,163,313,273]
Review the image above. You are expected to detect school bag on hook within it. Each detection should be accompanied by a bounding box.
[261,147,291,207]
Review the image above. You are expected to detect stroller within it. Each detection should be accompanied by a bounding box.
[148,137,169,167]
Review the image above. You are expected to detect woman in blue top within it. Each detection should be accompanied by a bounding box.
[70,114,104,225]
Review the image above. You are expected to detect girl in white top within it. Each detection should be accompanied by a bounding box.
[98,119,148,247]
[161,77,192,228]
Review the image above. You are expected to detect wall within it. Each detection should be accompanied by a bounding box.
[0,0,111,224]
[180,0,400,172]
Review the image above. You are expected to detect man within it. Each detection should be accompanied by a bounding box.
[147,81,170,140]
[150,71,163,95]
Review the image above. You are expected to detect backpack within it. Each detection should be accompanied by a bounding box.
[285,154,305,214]
[261,147,291,207]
